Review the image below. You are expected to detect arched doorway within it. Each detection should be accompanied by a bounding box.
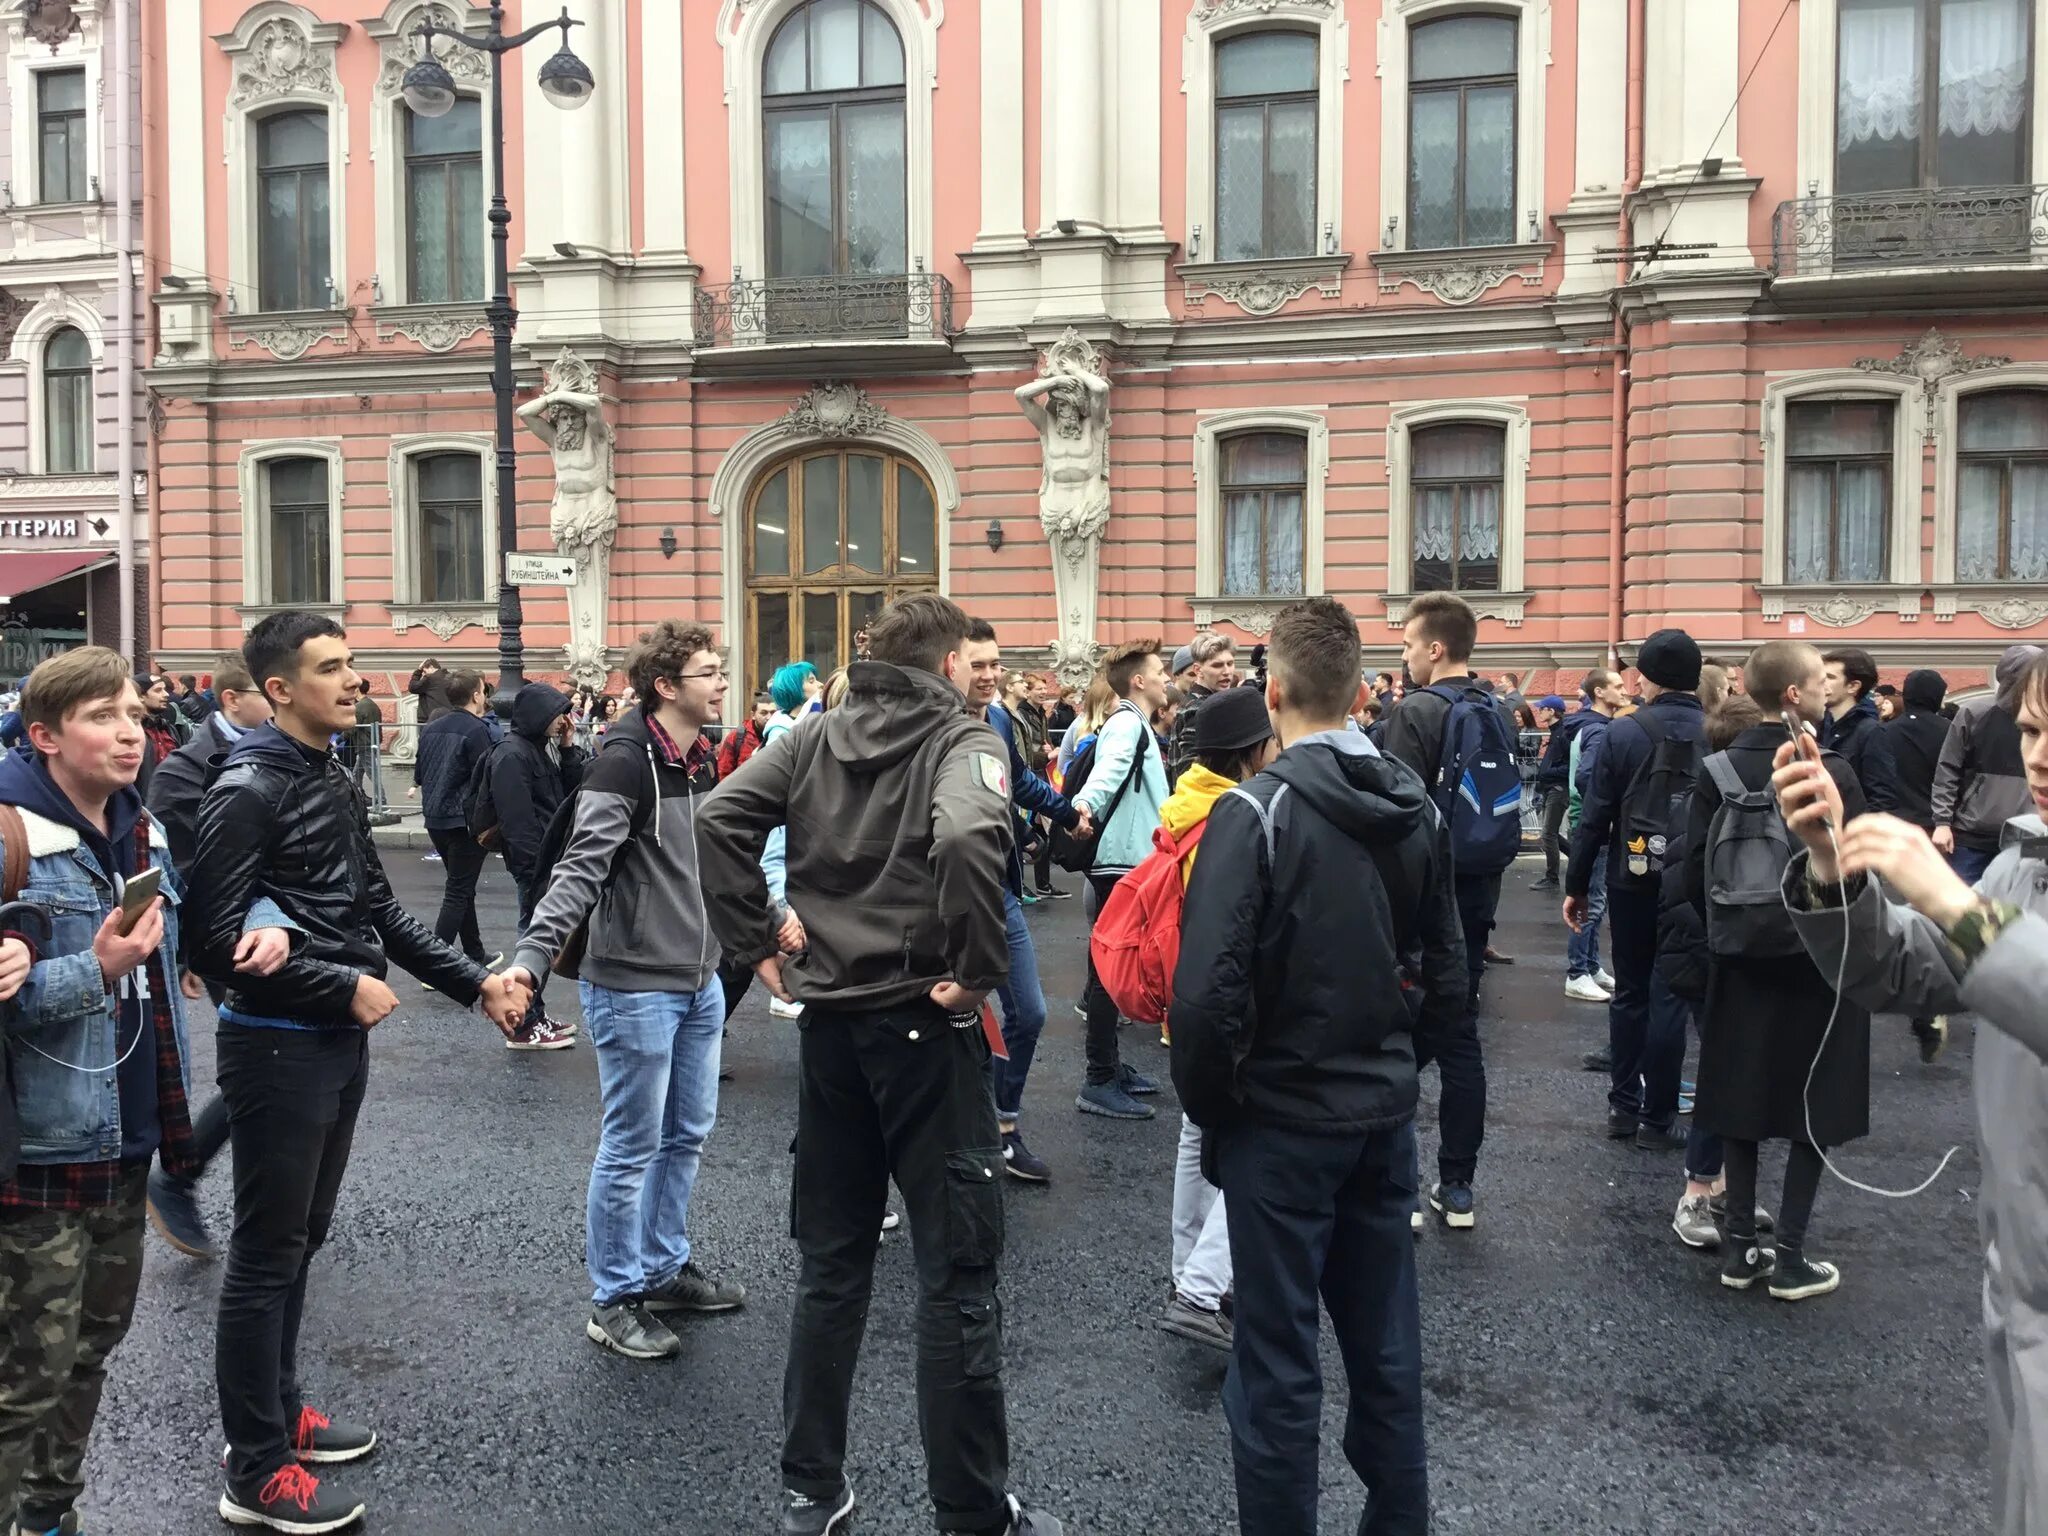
[744,445,938,685]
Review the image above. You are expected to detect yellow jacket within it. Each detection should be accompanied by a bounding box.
[1159,762,1236,886]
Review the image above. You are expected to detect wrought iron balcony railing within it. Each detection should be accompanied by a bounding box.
[693,270,956,347]
[1772,183,2048,278]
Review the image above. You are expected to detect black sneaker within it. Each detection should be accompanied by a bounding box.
[1157,1292,1232,1351]
[218,1463,365,1533]
[641,1262,747,1314]
[14,1510,81,1536]
[1583,1046,1614,1073]
[1034,884,1073,900]
[1634,1122,1688,1152]
[1429,1181,1476,1230]
[1706,1194,1776,1235]
[999,1494,1064,1535]
[1002,1130,1052,1183]
[1768,1254,1841,1302]
[1605,1109,1638,1139]
[289,1406,376,1465]
[1911,1016,1948,1064]
[1719,1240,1777,1292]
[147,1169,219,1260]
[783,1480,856,1535]
[1531,875,1560,890]
[585,1301,681,1359]
[1115,1062,1158,1096]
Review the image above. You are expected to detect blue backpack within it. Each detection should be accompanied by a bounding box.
[1422,682,1523,876]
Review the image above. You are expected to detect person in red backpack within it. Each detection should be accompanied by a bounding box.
[1155,687,1275,1353]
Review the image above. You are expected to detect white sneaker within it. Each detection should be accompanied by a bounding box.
[880,1210,901,1235]
[1410,1204,1424,1235]
[770,997,804,1019]
[1565,975,1611,1003]
[1593,968,1616,991]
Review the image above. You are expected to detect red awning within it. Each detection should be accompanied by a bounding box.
[0,551,114,602]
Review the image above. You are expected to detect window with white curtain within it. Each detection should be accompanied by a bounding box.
[1219,433,1307,596]
[1410,423,1503,591]
[1835,0,2031,194]
[1407,15,1517,250]
[1956,389,2048,582]
[405,98,484,304]
[42,326,92,475]
[1214,32,1318,262]
[1784,400,1893,583]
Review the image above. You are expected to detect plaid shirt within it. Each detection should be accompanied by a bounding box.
[0,816,198,1213]
[644,712,713,778]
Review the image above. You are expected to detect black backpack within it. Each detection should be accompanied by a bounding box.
[1699,751,1803,958]
[1613,711,1700,893]
[529,737,659,979]
[1048,705,1149,875]
[463,745,501,848]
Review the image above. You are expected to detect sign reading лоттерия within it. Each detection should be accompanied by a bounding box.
[505,553,578,586]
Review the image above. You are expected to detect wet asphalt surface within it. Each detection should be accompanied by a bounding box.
[83,854,1989,1535]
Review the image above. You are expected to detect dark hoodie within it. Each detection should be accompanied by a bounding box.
[1887,669,1950,831]
[0,748,157,1160]
[1821,692,1898,814]
[488,683,585,886]
[1169,732,1466,1136]
[698,661,1012,1007]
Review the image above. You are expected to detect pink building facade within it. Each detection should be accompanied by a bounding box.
[140,0,2048,714]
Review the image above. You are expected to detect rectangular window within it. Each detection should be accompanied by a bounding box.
[37,69,88,204]
[1407,16,1518,250]
[1219,432,1307,596]
[414,453,486,603]
[257,112,332,312]
[1783,399,1893,583]
[1956,389,2048,581]
[1835,0,2031,195]
[1411,423,1504,591]
[267,458,332,605]
[405,99,485,304]
[1213,32,1319,262]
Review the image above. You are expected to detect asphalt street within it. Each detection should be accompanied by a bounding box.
[85,853,1989,1535]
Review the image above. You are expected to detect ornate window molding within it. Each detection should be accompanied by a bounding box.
[707,390,959,702]
[364,2,495,309]
[1181,0,1348,309]
[1376,0,1549,257]
[235,436,346,610]
[1796,0,2048,204]
[1383,397,1531,624]
[1930,367,2047,620]
[1370,241,1550,303]
[1191,408,1329,632]
[386,432,498,636]
[215,4,350,313]
[5,286,104,477]
[1758,370,1922,616]
[4,1,106,213]
[714,0,943,288]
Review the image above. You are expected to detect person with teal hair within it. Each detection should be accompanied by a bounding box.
[768,662,816,717]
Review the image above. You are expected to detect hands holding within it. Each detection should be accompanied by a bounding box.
[1071,804,1094,840]
[777,908,807,954]
[478,971,532,1038]
[0,937,29,1002]
[755,953,793,1004]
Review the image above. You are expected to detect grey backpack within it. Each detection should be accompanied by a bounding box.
[1701,751,1802,959]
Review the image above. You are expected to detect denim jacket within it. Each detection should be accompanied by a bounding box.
[1,806,291,1164]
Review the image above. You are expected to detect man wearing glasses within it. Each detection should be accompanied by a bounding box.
[507,621,751,1361]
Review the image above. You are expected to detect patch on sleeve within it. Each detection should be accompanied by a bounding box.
[973,752,1009,798]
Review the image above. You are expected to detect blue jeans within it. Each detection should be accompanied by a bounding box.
[579,978,727,1306]
[991,890,1047,1121]
[1948,844,1997,885]
[1566,857,1607,979]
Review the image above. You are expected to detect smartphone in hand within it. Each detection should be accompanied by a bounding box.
[117,866,163,937]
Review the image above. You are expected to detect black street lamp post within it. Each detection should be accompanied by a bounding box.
[402,3,595,717]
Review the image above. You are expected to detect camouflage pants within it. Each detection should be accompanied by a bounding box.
[0,1174,147,1526]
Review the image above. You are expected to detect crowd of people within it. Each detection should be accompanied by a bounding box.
[0,589,2043,1536]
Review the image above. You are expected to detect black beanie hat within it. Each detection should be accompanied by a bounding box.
[1901,669,1947,709]
[1634,629,1702,692]
[1193,686,1275,754]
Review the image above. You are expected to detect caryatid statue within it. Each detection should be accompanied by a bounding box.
[518,347,618,690]
[1015,329,1112,688]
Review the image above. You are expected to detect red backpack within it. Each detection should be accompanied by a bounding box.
[1089,819,1208,1027]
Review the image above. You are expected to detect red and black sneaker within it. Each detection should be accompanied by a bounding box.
[218,1463,365,1533]
[291,1405,378,1465]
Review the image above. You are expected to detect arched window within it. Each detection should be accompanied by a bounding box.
[1219,432,1307,595]
[1956,389,2048,582]
[42,326,92,475]
[762,0,907,281]
[1213,32,1318,262]
[405,98,484,303]
[1410,422,1505,591]
[1407,14,1517,250]
[746,447,936,682]
[257,110,333,311]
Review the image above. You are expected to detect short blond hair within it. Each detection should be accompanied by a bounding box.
[20,646,134,740]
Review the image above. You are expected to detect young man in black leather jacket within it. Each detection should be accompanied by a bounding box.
[190,611,528,1533]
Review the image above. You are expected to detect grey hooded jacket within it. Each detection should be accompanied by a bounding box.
[1785,821,2048,1536]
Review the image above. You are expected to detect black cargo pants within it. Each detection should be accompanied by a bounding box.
[782,998,1010,1533]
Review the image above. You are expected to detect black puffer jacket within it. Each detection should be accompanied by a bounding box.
[190,723,487,1024]
[1170,733,1466,1134]
[415,708,493,832]
[489,684,585,884]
